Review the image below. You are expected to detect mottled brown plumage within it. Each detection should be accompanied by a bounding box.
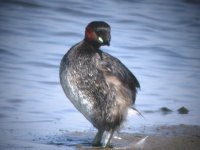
[59,21,140,147]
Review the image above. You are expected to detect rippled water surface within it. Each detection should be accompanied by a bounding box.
[0,0,200,149]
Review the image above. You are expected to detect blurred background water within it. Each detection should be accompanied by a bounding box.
[0,0,200,148]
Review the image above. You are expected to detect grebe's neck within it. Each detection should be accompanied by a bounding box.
[84,38,101,50]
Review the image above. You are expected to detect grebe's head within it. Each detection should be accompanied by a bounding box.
[84,21,111,46]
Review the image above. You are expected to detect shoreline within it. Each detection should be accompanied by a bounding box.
[73,124,200,150]
[1,124,199,150]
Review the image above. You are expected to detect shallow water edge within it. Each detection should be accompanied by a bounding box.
[0,124,199,150]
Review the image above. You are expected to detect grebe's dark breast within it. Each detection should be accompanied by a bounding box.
[59,21,140,147]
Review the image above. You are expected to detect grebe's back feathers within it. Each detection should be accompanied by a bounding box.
[96,51,140,104]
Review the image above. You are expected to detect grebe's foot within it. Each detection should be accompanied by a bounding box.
[92,130,104,147]
[102,129,114,148]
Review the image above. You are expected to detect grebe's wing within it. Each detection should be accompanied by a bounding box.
[98,52,140,91]
[95,52,140,104]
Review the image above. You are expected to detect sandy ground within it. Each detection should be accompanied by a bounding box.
[78,125,200,150]
[0,124,200,150]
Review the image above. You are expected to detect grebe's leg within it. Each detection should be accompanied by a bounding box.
[92,129,104,146]
[103,129,114,148]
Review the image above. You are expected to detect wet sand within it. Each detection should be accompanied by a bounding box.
[1,124,199,150]
[78,125,200,150]
[81,135,200,150]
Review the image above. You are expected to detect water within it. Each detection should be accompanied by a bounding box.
[0,0,200,149]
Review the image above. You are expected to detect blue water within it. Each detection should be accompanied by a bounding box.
[0,0,200,149]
